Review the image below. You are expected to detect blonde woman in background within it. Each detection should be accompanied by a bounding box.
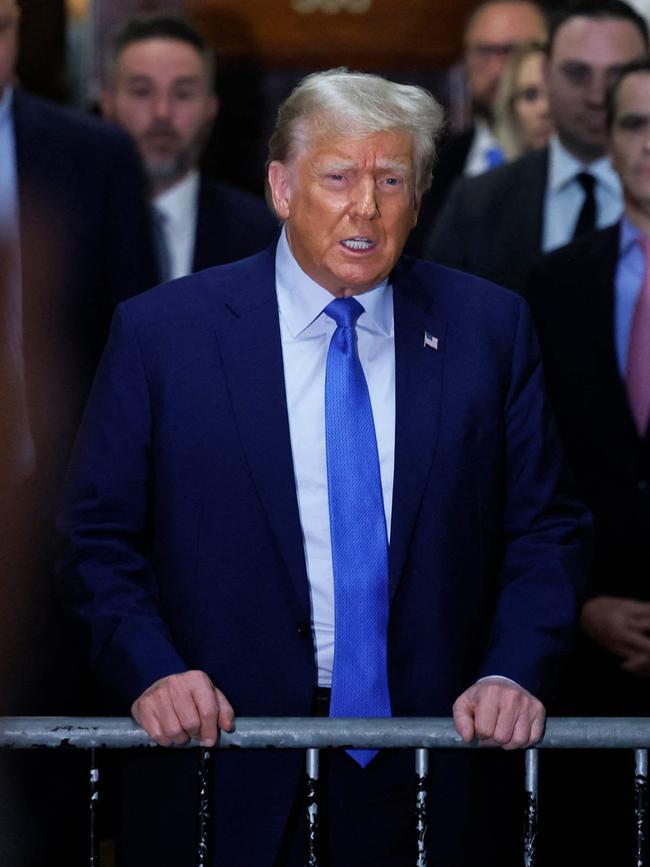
[494,41,554,160]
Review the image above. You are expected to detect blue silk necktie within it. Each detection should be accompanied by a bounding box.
[324,296,391,767]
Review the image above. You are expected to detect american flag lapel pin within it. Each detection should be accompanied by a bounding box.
[423,331,439,350]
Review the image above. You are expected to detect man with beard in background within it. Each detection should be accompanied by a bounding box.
[101,15,278,282]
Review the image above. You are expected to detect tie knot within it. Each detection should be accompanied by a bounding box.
[576,172,595,195]
[325,296,364,329]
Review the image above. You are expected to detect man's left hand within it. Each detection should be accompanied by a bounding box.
[452,677,545,749]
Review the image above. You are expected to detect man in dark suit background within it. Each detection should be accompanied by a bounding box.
[426,0,648,293]
[1,0,158,862]
[527,59,650,866]
[407,0,547,255]
[0,0,157,709]
[59,69,588,866]
[101,15,278,282]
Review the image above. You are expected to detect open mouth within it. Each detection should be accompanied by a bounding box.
[340,237,376,252]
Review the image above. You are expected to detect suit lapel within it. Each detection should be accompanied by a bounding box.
[213,252,448,606]
[530,147,549,255]
[192,178,216,272]
[517,147,548,270]
[212,249,311,616]
[389,260,447,597]
[587,226,641,439]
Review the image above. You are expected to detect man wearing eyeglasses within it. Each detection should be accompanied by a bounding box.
[425,1,649,293]
[407,0,547,254]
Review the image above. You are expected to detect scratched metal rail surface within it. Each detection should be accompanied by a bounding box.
[2,716,650,749]
[1,717,650,867]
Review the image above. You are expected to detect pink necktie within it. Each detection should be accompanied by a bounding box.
[626,236,650,436]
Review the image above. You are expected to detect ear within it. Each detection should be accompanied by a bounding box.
[267,160,292,221]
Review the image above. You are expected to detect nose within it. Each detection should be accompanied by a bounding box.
[584,71,607,108]
[152,91,172,120]
[538,94,551,119]
[352,177,379,220]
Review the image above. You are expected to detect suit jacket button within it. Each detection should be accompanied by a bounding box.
[297,621,310,637]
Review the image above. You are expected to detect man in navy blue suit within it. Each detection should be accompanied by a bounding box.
[60,69,588,866]
[101,15,278,281]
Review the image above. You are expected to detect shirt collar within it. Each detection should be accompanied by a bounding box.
[548,134,620,197]
[473,117,498,149]
[275,226,393,338]
[0,86,14,130]
[153,169,200,227]
[620,214,644,257]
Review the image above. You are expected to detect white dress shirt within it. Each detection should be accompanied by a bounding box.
[464,119,503,177]
[275,228,395,686]
[153,170,200,280]
[542,135,622,253]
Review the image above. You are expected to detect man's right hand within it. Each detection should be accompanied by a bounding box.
[581,596,650,673]
[131,670,235,747]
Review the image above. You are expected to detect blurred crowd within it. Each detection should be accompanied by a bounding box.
[1,0,650,864]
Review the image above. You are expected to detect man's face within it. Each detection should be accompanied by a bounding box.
[547,16,647,163]
[465,1,547,119]
[101,37,218,192]
[0,0,19,96]
[609,71,650,224]
[267,128,419,297]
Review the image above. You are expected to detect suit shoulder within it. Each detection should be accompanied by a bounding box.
[14,89,134,155]
[200,178,277,223]
[118,248,274,325]
[528,224,619,304]
[452,147,547,204]
[402,257,526,319]
[535,224,619,273]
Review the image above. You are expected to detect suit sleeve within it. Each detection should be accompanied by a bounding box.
[58,305,188,708]
[477,299,591,701]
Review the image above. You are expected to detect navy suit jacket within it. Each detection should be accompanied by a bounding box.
[192,176,279,272]
[2,89,157,708]
[528,224,650,716]
[425,147,549,293]
[60,248,588,865]
[10,88,157,495]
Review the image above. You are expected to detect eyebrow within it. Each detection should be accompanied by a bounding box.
[318,160,411,174]
[124,74,203,87]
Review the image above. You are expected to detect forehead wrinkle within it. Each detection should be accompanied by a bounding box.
[315,158,411,173]
[122,71,204,86]
[317,159,358,172]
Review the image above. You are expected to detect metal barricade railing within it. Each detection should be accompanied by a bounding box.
[1,716,649,867]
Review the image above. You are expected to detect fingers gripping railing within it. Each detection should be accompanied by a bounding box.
[2,717,650,867]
